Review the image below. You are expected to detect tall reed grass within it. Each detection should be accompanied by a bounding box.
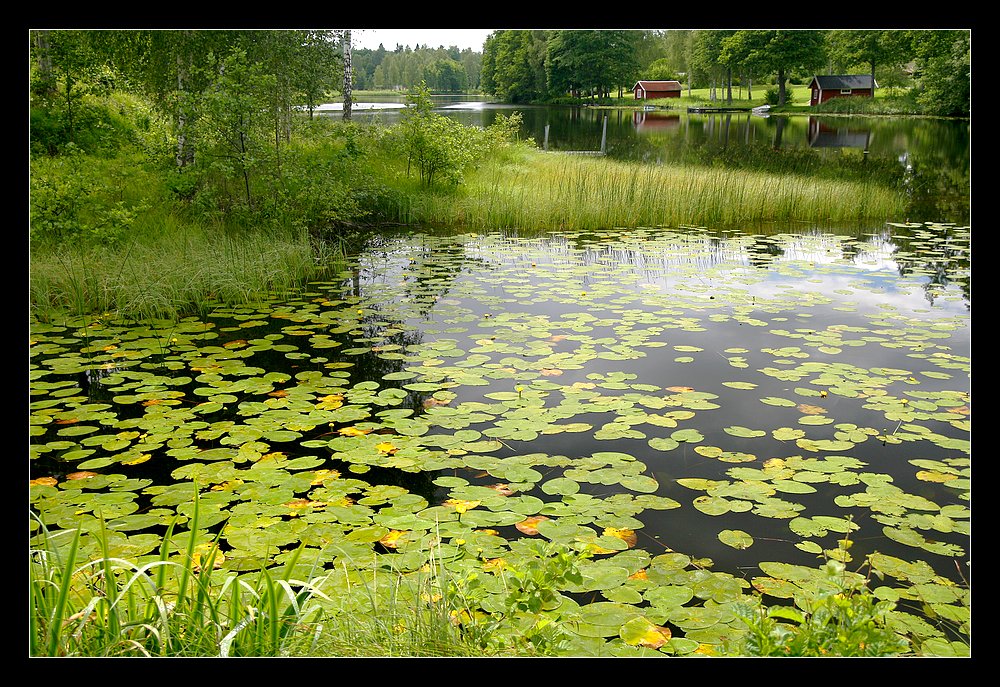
[405,150,908,231]
[29,506,335,657]
[28,506,524,657]
[29,221,336,323]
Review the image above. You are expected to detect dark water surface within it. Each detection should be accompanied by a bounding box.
[30,225,970,603]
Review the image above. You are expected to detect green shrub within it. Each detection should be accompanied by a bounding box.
[733,559,910,657]
[764,87,794,106]
[30,145,158,248]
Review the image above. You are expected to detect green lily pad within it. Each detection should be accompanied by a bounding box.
[718,529,754,549]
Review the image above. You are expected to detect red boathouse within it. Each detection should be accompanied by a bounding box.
[633,80,682,100]
[807,75,877,106]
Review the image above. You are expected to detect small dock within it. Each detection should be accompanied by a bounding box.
[687,106,752,114]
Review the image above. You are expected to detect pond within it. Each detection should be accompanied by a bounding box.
[320,95,971,225]
[29,221,970,653]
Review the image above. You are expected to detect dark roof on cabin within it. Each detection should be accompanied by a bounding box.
[634,80,682,90]
[809,75,877,90]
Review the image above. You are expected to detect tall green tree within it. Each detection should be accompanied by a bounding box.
[826,30,911,97]
[459,48,483,90]
[423,58,468,92]
[545,30,642,99]
[237,31,308,150]
[690,30,733,100]
[93,29,234,167]
[342,30,353,121]
[661,30,694,92]
[733,30,826,105]
[30,30,56,98]
[29,30,100,147]
[909,30,970,116]
[194,48,275,209]
[481,30,548,103]
[720,30,771,100]
[632,30,668,76]
[350,43,387,90]
[643,58,678,81]
[292,31,341,119]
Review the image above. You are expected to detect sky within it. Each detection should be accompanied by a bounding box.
[349,29,494,52]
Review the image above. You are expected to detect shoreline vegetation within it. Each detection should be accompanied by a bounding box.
[541,84,956,118]
[30,32,970,656]
[29,83,932,324]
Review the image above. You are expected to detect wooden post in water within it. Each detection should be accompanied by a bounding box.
[544,124,550,151]
[600,116,607,154]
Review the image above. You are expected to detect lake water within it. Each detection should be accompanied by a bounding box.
[29,221,970,651]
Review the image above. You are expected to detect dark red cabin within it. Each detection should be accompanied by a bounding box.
[807,75,877,106]
[633,80,682,100]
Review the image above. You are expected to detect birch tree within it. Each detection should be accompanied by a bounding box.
[342,30,353,121]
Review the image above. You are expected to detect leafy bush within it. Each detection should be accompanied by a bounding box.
[734,559,910,657]
[763,87,794,106]
[30,91,163,158]
[444,539,590,655]
[29,145,148,247]
[390,82,530,189]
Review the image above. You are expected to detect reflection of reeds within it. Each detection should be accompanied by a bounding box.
[407,150,908,231]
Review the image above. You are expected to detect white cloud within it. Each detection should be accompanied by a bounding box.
[349,29,493,52]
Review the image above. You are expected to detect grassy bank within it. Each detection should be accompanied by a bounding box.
[29,226,333,324]
[31,509,923,657]
[30,146,908,322]
[398,147,908,231]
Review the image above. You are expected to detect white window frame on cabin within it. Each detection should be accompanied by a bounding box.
[840,88,853,94]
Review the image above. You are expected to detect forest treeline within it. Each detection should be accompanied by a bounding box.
[347,29,969,117]
[30,29,970,151]
[479,29,969,115]
[354,29,971,116]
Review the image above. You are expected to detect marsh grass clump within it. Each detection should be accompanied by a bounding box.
[28,512,579,658]
[29,224,329,323]
[414,150,908,231]
[29,510,332,657]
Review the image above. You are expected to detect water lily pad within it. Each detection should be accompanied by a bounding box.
[718,529,754,549]
[692,495,731,516]
[620,616,671,649]
[772,427,806,441]
[540,477,581,495]
[671,429,704,443]
[724,426,766,438]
